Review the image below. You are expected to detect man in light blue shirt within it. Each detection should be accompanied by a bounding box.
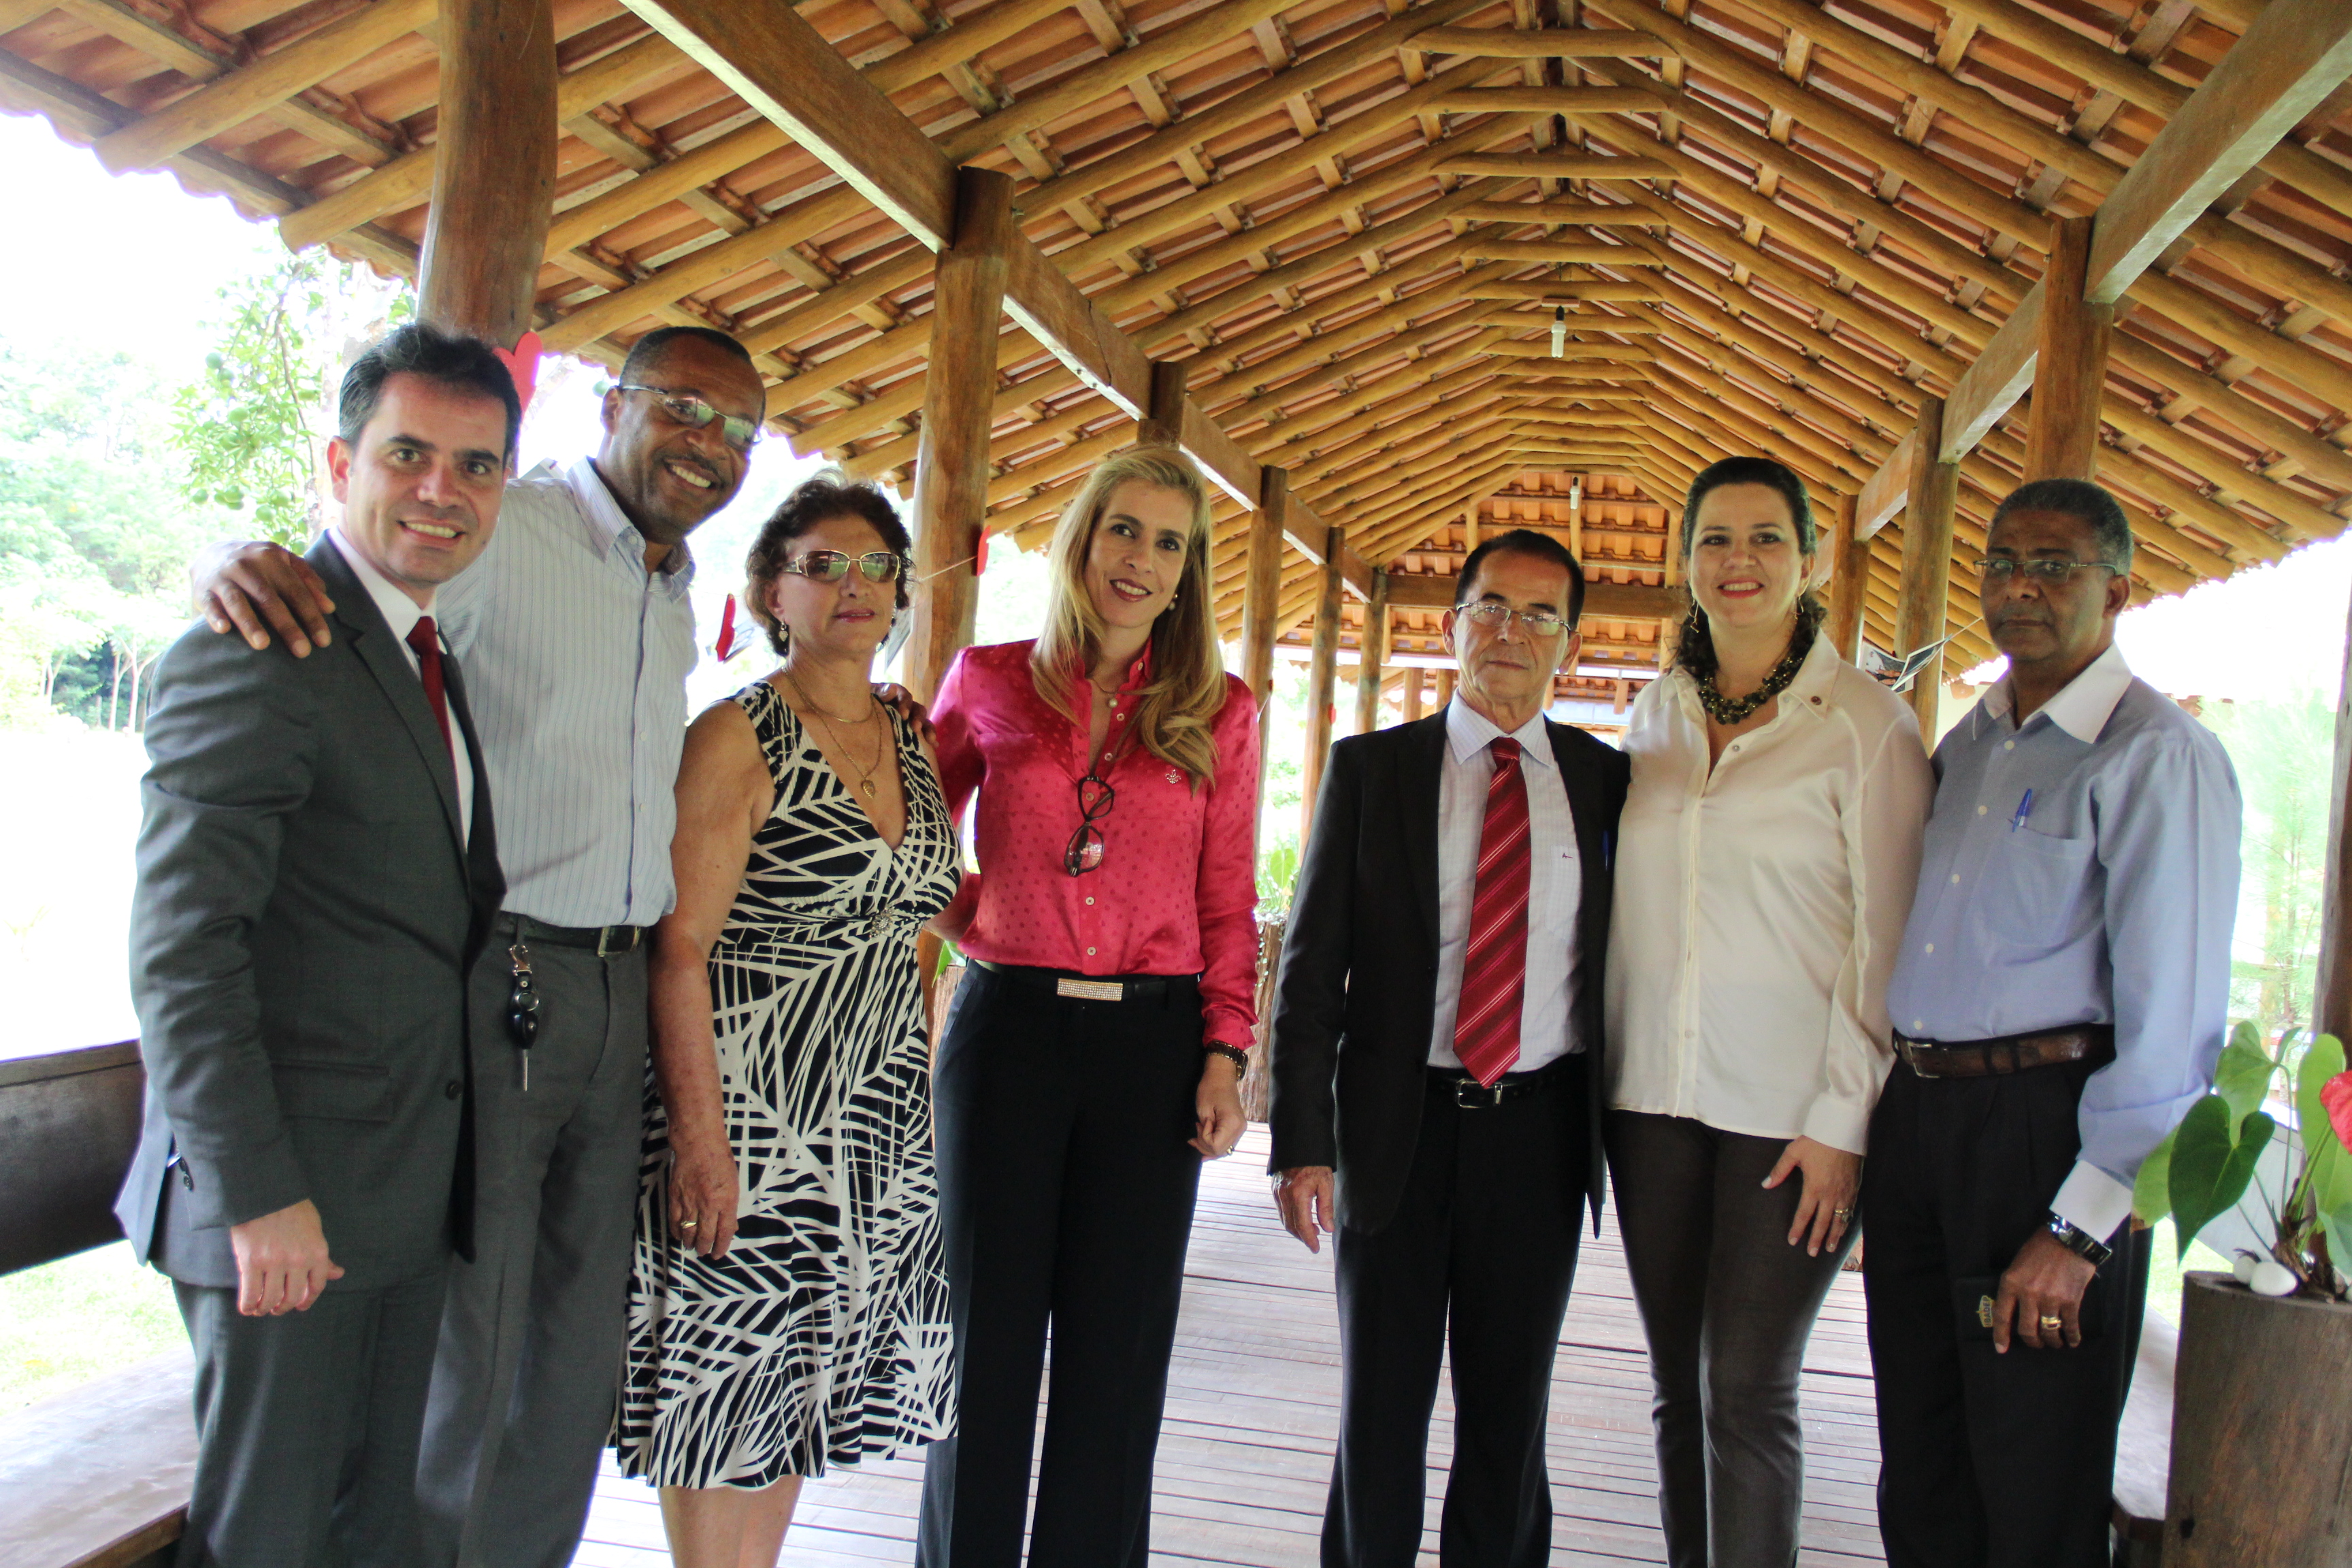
[195,325,766,1568]
[1863,478,2240,1568]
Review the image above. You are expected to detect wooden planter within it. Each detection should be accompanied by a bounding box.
[2163,1271,2352,1566]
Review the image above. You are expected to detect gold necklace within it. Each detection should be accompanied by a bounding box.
[781,670,887,800]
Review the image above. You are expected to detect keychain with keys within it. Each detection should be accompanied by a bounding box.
[506,942,541,1091]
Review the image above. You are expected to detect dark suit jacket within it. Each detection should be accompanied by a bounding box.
[1268,710,1629,1236]
[116,535,503,1292]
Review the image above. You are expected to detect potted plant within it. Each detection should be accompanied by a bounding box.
[2132,1023,2352,1565]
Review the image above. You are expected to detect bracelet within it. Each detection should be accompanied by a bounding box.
[2045,1212,2114,1268]
[1203,1042,1250,1073]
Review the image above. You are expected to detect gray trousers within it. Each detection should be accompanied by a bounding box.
[417,922,649,1568]
[175,1267,447,1568]
[1605,1111,1856,1568]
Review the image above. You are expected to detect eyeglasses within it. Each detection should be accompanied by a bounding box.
[1974,558,2120,584]
[1456,601,1571,638]
[615,384,762,452]
[1065,773,1115,877]
[782,550,906,584]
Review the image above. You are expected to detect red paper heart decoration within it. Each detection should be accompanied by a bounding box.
[493,330,543,418]
[2323,1070,2352,1152]
[976,531,990,578]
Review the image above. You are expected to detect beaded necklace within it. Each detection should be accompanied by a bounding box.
[1692,621,1814,725]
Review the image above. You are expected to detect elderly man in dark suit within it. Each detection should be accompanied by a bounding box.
[116,323,512,1567]
[1269,527,1629,1568]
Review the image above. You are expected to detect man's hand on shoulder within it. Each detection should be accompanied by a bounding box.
[195,541,335,657]
[1273,1166,1337,1254]
[228,1198,344,1315]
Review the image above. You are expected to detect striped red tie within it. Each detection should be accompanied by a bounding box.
[1454,736,1531,1087]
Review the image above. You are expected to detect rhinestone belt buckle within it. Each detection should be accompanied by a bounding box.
[1056,977,1126,1002]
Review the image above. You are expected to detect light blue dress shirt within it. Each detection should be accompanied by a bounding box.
[1887,642,2241,1241]
[435,456,699,928]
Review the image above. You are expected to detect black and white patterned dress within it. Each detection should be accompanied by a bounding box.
[615,679,960,1489]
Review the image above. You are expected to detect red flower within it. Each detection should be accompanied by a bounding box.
[2323,1071,2352,1153]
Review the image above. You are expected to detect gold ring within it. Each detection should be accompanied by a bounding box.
[681,1220,700,1229]
[1833,1207,1852,1222]
[2038,1314,2063,1330]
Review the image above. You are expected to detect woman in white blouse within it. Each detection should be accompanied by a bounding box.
[1605,456,1933,1568]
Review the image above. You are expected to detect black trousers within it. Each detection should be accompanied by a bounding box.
[916,964,1207,1568]
[174,1267,447,1568]
[1324,1057,1590,1568]
[1861,1061,2149,1568]
[1605,1111,1856,1568]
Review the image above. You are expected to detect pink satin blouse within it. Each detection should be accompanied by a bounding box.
[932,639,1263,1049]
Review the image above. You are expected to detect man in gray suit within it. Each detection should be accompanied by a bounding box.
[117,323,514,1566]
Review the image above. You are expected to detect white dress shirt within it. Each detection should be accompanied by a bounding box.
[1605,638,1933,1153]
[1427,697,1585,1072]
[435,456,698,928]
[331,529,476,845]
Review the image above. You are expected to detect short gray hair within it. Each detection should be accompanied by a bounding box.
[1991,478,2133,574]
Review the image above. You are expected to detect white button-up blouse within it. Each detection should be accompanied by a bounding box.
[1604,636,1935,1154]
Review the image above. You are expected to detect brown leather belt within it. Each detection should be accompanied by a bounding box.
[1895,1026,2114,1079]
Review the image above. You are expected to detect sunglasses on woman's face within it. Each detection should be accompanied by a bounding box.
[781,550,906,584]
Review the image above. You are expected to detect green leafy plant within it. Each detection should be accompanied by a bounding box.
[2134,1022,2352,1299]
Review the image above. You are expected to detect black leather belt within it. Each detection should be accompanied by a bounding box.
[1895,1025,2114,1079]
[1428,1058,1576,1109]
[971,959,1197,1005]
[508,913,646,958]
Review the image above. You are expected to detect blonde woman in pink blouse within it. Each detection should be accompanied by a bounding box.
[917,446,1260,1568]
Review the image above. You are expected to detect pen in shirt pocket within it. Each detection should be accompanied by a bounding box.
[2010,789,2034,832]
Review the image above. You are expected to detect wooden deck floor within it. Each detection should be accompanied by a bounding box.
[573,1124,1885,1567]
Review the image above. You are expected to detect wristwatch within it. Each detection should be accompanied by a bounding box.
[1203,1041,1249,1073]
[2045,1212,2114,1268]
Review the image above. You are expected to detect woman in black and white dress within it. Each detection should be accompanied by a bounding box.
[615,472,959,1567]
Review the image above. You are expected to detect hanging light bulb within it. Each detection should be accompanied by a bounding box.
[1550,304,1568,359]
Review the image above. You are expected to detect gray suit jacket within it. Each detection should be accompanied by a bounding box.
[116,535,504,1292]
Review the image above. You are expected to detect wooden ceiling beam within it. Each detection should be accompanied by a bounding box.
[93,0,436,174]
[1588,0,2053,250]
[0,42,421,269]
[1855,0,2352,532]
[282,32,690,251]
[617,0,1402,585]
[52,0,402,166]
[1936,0,2352,219]
[1411,26,1668,59]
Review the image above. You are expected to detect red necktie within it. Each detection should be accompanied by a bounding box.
[406,617,452,757]
[1454,736,1531,1087]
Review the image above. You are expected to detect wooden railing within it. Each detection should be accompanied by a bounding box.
[0,1039,191,1568]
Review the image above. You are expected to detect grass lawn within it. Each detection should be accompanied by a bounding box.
[0,1241,184,1409]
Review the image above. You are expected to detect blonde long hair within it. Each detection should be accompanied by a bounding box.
[1031,446,1226,789]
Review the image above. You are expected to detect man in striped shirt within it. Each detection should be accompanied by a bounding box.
[194,325,765,1568]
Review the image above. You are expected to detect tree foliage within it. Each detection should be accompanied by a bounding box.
[167,250,408,549]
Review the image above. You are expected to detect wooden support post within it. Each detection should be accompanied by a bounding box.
[1826,491,1869,662]
[1401,666,1425,723]
[418,0,557,344]
[1137,359,1189,448]
[1464,499,1482,551]
[1435,668,1456,708]
[1894,397,1960,741]
[906,167,1015,703]
[2023,215,2113,481]
[1567,480,1584,561]
[2316,574,2352,1041]
[1354,569,1390,736]
[1241,466,1287,794]
[1301,529,1345,843]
